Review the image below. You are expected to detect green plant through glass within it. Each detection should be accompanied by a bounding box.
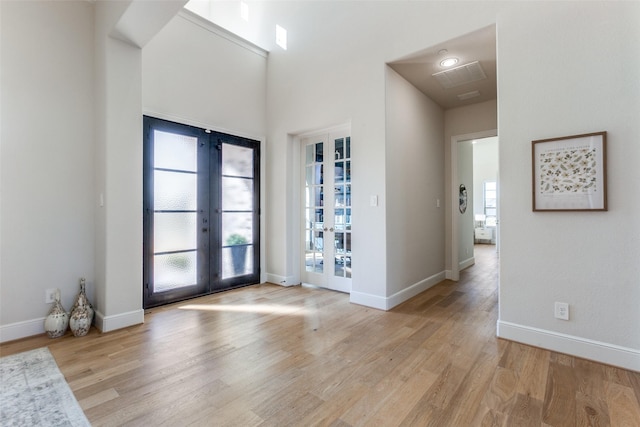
[167,254,190,269]
[226,233,248,246]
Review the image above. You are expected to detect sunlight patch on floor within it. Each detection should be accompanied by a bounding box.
[178,303,310,316]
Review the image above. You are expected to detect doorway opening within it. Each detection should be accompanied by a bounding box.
[450,130,498,281]
[472,137,498,250]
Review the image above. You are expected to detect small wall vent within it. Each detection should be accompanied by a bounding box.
[432,61,487,89]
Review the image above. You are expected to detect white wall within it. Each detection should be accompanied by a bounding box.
[142,12,267,138]
[93,0,150,332]
[457,140,474,267]
[0,1,95,340]
[497,2,640,369]
[385,67,445,303]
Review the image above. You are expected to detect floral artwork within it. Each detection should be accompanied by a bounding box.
[539,147,597,194]
[532,132,607,211]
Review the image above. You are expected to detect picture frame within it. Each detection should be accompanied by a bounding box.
[532,131,607,211]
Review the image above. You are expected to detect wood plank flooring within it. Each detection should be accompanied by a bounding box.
[2,245,639,426]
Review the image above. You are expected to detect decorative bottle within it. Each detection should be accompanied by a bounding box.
[70,277,93,337]
[44,290,69,338]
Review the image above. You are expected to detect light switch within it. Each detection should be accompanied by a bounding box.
[370,195,378,207]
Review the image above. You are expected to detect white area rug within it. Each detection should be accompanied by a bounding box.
[0,347,90,426]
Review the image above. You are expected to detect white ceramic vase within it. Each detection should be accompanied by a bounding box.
[44,290,68,338]
[69,307,91,337]
[70,277,93,337]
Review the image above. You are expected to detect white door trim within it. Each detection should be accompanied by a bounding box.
[294,124,352,292]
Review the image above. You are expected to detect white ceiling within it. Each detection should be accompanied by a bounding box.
[388,25,497,110]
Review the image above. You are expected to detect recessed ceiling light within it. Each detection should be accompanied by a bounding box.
[440,57,459,67]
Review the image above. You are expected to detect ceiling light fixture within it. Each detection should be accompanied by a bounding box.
[440,57,459,67]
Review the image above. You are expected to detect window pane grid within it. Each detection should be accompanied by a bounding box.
[335,136,351,278]
[145,117,260,308]
[304,141,324,274]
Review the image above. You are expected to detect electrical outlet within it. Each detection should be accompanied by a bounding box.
[554,302,569,320]
[45,288,58,304]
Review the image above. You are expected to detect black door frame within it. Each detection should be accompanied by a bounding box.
[143,116,260,308]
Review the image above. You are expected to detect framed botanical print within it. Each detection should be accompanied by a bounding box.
[532,131,607,211]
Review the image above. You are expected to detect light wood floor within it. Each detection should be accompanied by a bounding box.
[2,245,640,426]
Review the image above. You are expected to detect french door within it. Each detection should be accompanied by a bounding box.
[301,129,352,293]
[143,116,260,308]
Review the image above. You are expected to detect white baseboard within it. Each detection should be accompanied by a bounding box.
[94,309,144,333]
[498,320,640,372]
[0,308,144,342]
[446,257,475,281]
[350,291,387,310]
[351,271,446,311]
[386,271,446,310]
[0,317,46,343]
[459,256,475,271]
[265,273,298,287]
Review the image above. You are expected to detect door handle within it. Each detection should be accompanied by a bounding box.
[323,227,334,232]
[202,227,208,232]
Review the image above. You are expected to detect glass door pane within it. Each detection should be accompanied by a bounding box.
[334,137,352,279]
[152,130,199,293]
[221,144,253,278]
[304,141,324,274]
